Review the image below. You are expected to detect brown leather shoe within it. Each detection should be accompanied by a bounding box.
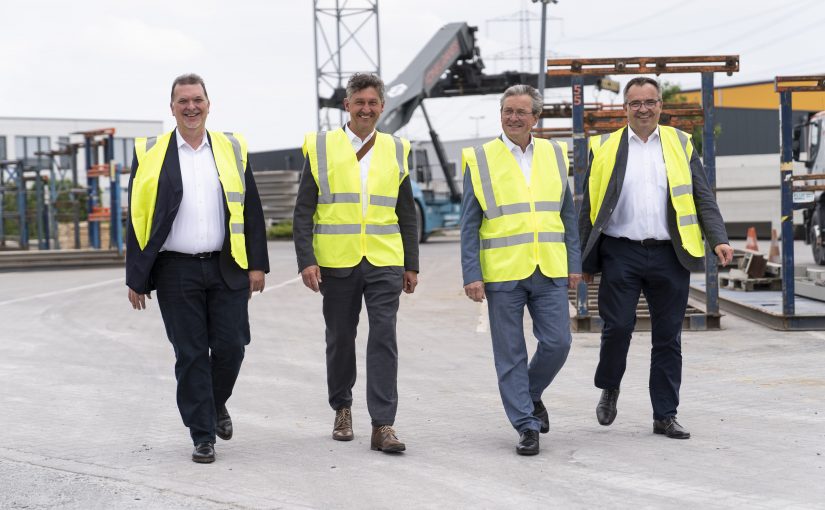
[370,425,406,453]
[332,407,353,441]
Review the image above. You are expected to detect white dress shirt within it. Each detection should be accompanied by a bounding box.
[344,123,376,216]
[603,125,671,241]
[501,133,534,185]
[161,128,225,254]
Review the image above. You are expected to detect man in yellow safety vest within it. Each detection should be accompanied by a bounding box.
[293,73,419,454]
[126,73,269,463]
[579,76,734,439]
[461,84,581,456]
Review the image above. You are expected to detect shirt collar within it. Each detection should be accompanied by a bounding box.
[501,133,533,154]
[344,123,375,144]
[176,128,210,150]
[627,124,659,143]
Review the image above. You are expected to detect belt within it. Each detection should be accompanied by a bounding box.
[613,236,671,247]
[158,250,221,259]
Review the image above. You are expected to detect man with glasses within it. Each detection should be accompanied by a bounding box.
[461,84,581,456]
[579,77,733,439]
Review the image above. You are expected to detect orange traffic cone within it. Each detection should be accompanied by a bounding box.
[768,228,781,263]
[745,226,759,252]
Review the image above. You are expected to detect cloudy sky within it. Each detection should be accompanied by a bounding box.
[2,0,822,151]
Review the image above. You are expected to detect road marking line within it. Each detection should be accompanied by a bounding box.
[0,277,122,306]
[476,301,489,333]
[262,276,302,293]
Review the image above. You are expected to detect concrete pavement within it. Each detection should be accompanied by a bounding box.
[0,237,823,509]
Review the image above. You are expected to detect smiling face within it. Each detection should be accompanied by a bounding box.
[343,86,384,138]
[623,82,662,138]
[171,83,210,137]
[500,94,538,143]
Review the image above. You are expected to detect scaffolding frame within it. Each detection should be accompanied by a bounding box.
[547,55,739,329]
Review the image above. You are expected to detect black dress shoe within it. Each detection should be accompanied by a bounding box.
[533,400,549,434]
[653,416,691,439]
[596,388,620,426]
[216,405,233,441]
[192,442,215,463]
[516,430,540,456]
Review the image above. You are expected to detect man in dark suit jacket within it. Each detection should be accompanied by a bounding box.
[579,77,734,439]
[293,73,418,454]
[126,73,269,463]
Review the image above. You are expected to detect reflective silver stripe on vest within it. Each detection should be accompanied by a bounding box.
[480,232,535,250]
[474,146,503,219]
[393,136,405,181]
[318,193,360,204]
[671,184,692,197]
[230,223,244,234]
[145,136,157,152]
[226,191,244,203]
[679,214,699,226]
[537,232,565,243]
[314,224,361,234]
[365,224,400,235]
[534,201,561,212]
[676,130,691,166]
[315,131,361,204]
[549,140,568,192]
[370,194,397,207]
[223,132,246,194]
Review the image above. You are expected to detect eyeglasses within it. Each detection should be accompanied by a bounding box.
[501,108,534,119]
[625,99,661,111]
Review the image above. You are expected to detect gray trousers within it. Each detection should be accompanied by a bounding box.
[320,259,403,426]
[486,271,572,433]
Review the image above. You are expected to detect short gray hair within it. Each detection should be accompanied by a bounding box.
[346,73,385,103]
[623,77,661,101]
[170,73,208,103]
[500,84,543,116]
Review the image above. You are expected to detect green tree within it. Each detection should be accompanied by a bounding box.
[660,80,721,156]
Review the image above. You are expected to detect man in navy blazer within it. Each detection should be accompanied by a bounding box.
[579,77,733,439]
[126,74,269,463]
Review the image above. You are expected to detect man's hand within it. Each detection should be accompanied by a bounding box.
[301,265,322,292]
[714,243,735,267]
[568,273,582,289]
[248,270,265,299]
[582,272,594,284]
[128,288,151,310]
[464,280,485,302]
[403,270,418,294]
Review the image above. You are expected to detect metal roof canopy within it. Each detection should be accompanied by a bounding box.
[547,54,739,329]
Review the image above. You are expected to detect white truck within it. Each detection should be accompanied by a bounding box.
[793,110,825,265]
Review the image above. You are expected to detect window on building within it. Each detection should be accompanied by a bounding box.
[15,136,51,169]
[112,137,135,168]
[57,136,71,170]
[0,136,6,161]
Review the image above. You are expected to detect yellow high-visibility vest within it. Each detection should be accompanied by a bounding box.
[302,129,410,268]
[588,126,705,257]
[131,130,249,268]
[462,137,569,282]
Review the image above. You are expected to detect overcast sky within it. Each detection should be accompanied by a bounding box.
[2,0,822,151]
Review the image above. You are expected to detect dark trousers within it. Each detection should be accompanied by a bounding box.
[153,255,250,444]
[320,259,403,426]
[595,236,690,420]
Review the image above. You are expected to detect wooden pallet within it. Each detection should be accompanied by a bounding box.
[719,275,782,291]
[568,277,719,332]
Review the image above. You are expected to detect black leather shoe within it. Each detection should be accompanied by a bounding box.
[216,405,233,441]
[533,400,549,434]
[596,388,620,426]
[653,416,691,439]
[516,430,540,456]
[192,442,215,463]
